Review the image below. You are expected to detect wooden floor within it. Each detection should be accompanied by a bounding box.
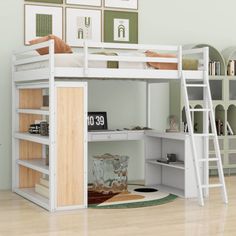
[0,177,236,236]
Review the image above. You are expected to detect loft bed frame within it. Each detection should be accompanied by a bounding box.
[12,40,208,211]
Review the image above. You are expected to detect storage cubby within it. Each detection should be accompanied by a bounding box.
[215,105,225,136]
[193,105,203,133]
[227,105,236,135]
[144,132,204,198]
[209,80,223,100]
[187,82,203,100]
[229,80,236,100]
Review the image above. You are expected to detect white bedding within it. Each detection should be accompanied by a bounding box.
[16,52,149,71]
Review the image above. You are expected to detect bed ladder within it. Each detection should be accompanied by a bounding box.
[181,71,228,206]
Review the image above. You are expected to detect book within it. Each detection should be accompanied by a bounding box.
[40,106,49,110]
[228,60,235,76]
[35,183,49,198]
[39,177,49,188]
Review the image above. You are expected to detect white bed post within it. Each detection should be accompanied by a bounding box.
[146,82,151,128]
[48,39,56,212]
[178,46,182,79]
[203,47,209,197]
[12,53,19,192]
[84,40,88,77]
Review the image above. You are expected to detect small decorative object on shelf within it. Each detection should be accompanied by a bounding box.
[157,153,177,164]
[216,119,224,136]
[87,112,108,131]
[28,123,41,134]
[45,146,49,166]
[92,153,129,194]
[166,115,179,132]
[28,121,49,136]
[40,121,49,136]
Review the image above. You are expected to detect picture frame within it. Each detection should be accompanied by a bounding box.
[24,5,63,44]
[104,0,138,10]
[66,0,102,7]
[25,0,63,3]
[104,10,138,44]
[66,8,102,47]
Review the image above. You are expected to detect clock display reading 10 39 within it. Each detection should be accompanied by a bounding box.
[87,112,108,131]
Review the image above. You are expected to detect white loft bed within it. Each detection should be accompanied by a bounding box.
[13,40,207,82]
[12,40,208,211]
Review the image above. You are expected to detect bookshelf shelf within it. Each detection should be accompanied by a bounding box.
[14,132,49,145]
[16,108,49,116]
[14,188,49,210]
[16,159,49,175]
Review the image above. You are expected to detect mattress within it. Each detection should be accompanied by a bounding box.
[16,51,149,71]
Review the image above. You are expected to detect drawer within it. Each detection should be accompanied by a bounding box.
[228,138,236,150]
[128,131,144,140]
[89,132,128,142]
[228,153,236,165]
[209,138,224,151]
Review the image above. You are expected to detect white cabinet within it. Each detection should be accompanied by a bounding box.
[144,131,204,198]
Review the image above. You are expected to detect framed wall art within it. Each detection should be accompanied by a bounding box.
[66,8,102,47]
[104,10,138,44]
[24,5,63,44]
[66,0,101,7]
[104,0,138,10]
[25,0,63,4]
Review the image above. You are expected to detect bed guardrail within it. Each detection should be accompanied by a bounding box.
[83,41,182,77]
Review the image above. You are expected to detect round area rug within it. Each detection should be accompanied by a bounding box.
[88,185,177,209]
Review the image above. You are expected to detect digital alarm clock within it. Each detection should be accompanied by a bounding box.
[87,112,108,131]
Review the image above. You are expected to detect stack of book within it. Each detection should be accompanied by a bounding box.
[227,60,236,76]
[209,61,221,75]
[35,177,49,198]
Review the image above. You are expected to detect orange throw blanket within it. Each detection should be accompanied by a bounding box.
[145,50,178,70]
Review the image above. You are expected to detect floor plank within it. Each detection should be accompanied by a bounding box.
[0,176,236,236]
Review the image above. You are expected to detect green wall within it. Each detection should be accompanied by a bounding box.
[2,0,236,189]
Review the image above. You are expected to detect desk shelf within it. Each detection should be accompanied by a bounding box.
[145,132,204,198]
[146,159,185,170]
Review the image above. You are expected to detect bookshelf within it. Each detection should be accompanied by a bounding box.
[170,44,236,174]
[12,83,87,211]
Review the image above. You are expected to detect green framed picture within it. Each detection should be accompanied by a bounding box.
[25,0,63,4]
[104,10,138,44]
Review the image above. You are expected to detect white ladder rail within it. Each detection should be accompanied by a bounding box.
[204,72,228,204]
[182,69,228,206]
[181,72,204,206]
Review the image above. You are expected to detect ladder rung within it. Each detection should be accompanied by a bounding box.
[189,108,210,112]
[193,133,215,137]
[201,184,223,189]
[186,84,207,88]
[198,158,219,162]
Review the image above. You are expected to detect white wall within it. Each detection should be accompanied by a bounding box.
[1,0,236,188]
